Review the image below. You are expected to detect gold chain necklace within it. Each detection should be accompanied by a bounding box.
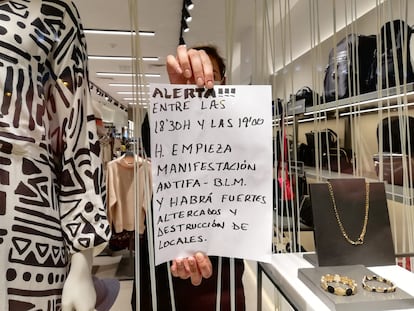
[327,182,370,245]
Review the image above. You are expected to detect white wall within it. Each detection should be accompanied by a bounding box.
[94,98,128,133]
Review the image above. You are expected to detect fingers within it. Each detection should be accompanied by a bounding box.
[170,253,212,286]
[188,253,212,286]
[187,48,214,88]
[175,45,193,80]
[188,256,202,286]
[166,53,185,85]
[166,45,214,88]
[170,258,190,279]
[195,252,213,279]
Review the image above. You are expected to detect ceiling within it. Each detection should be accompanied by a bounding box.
[72,0,255,111]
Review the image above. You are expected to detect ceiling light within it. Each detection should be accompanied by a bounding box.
[181,19,189,33]
[96,72,161,78]
[298,116,327,123]
[109,83,149,87]
[138,31,156,37]
[129,102,148,106]
[84,29,155,36]
[185,0,194,10]
[89,56,134,61]
[88,56,159,61]
[141,57,160,61]
[182,7,192,22]
[117,91,150,95]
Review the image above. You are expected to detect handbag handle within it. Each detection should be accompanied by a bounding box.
[296,86,312,97]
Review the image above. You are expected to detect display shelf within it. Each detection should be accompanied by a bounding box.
[288,82,414,117]
[257,253,414,311]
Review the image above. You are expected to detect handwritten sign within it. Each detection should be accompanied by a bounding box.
[149,84,273,265]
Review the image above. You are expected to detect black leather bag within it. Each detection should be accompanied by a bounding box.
[305,128,337,152]
[324,34,377,102]
[374,116,414,186]
[377,115,414,154]
[368,20,414,89]
[295,86,318,107]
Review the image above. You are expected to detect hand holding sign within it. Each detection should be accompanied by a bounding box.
[167,45,215,89]
[170,252,213,286]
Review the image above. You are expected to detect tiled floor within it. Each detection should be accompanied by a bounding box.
[110,280,133,311]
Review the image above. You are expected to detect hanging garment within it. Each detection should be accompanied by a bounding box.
[0,1,111,309]
[106,155,152,234]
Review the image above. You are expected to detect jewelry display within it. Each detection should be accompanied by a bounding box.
[327,182,370,245]
[362,275,397,293]
[320,274,357,296]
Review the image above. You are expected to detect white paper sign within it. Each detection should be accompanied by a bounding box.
[149,84,273,265]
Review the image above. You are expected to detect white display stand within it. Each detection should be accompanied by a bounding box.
[257,253,414,311]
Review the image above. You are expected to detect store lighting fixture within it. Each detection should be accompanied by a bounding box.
[272,115,326,126]
[178,0,193,44]
[304,91,414,116]
[84,29,155,36]
[128,102,149,107]
[117,91,150,95]
[88,56,159,61]
[181,19,190,33]
[339,102,414,116]
[185,0,194,10]
[298,115,327,123]
[109,83,149,88]
[89,81,129,110]
[182,7,192,22]
[96,72,161,78]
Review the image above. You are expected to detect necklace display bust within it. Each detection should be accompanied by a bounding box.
[309,178,395,267]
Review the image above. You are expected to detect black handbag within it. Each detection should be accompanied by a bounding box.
[324,34,377,102]
[295,86,318,107]
[368,19,414,89]
[305,128,337,152]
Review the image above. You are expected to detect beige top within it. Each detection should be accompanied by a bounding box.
[106,155,152,234]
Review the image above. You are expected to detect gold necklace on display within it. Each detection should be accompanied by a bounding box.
[327,182,370,246]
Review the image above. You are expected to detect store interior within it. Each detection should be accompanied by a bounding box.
[70,0,414,310]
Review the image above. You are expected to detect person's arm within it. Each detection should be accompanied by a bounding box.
[167,45,215,89]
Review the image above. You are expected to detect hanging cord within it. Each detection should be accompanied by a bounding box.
[225,0,235,85]
[128,1,140,310]
[391,0,414,258]
[224,0,236,309]
[128,0,162,310]
[285,0,302,252]
[348,0,358,177]
[215,256,223,311]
